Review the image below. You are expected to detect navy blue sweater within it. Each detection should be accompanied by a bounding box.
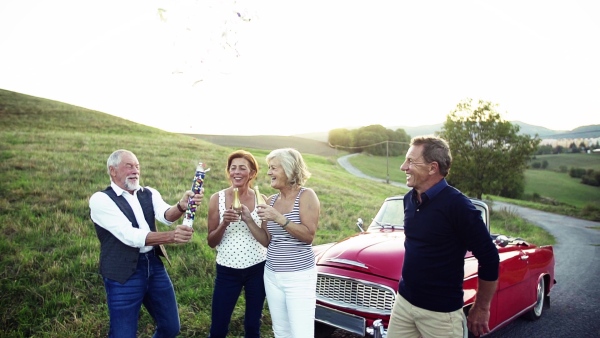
[399,179,499,312]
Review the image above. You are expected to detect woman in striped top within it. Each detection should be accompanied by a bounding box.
[252,148,321,338]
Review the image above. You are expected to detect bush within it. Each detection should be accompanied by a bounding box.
[581,169,600,187]
[569,167,587,178]
[581,203,600,221]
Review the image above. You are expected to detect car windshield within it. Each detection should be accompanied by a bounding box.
[367,199,404,231]
[366,197,489,233]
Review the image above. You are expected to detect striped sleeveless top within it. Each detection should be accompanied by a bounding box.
[265,188,315,272]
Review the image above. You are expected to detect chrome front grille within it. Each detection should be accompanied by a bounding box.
[316,274,396,314]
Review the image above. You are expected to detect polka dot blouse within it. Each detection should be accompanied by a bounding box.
[215,189,267,269]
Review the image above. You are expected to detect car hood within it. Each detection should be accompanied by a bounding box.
[315,230,405,281]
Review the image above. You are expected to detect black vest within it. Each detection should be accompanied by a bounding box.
[93,186,165,284]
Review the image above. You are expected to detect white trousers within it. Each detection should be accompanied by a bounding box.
[264,266,317,338]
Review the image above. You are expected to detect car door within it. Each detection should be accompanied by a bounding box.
[495,248,531,324]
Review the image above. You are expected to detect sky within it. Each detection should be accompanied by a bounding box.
[1,0,599,136]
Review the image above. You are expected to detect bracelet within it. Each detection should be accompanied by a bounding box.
[281,218,290,229]
[176,202,186,213]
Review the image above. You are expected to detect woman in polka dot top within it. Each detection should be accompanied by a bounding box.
[206,150,268,338]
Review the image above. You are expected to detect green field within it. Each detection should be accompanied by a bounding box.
[347,153,408,184]
[524,169,600,208]
[530,153,600,172]
[0,89,560,337]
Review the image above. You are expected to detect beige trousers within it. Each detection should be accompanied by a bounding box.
[386,293,466,338]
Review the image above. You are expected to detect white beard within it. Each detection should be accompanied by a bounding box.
[124,177,140,191]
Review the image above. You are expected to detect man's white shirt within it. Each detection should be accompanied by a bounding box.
[89,182,173,253]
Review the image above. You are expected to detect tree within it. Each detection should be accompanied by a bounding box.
[354,130,387,155]
[355,125,389,155]
[438,99,540,199]
[390,128,411,156]
[569,142,580,153]
[553,145,564,154]
[328,124,410,155]
[328,128,351,149]
[536,144,553,155]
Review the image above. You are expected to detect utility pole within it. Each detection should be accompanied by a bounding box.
[386,140,389,184]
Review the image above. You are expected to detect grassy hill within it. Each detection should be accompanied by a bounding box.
[184,134,339,157]
[0,88,559,337]
[0,89,402,337]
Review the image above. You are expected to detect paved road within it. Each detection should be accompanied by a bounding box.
[337,154,600,338]
[337,154,408,189]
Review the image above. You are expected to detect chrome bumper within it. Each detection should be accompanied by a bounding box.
[367,315,468,338]
[315,304,389,337]
[366,319,386,338]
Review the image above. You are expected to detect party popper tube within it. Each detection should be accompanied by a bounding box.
[183,162,210,227]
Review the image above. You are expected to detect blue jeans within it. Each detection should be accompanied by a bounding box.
[209,261,266,338]
[103,251,180,338]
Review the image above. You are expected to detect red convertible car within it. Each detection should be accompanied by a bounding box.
[313,196,556,338]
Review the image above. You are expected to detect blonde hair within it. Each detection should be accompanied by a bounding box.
[266,148,311,186]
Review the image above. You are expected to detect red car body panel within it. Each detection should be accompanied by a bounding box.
[313,196,556,337]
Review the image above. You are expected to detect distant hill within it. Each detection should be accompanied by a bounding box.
[295,122,600,142]
[182,134,340,157]
[543,125,600,139]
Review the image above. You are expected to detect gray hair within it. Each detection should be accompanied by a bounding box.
[266,148,311,186]
[410,136,452,177]
[106,149,133,175]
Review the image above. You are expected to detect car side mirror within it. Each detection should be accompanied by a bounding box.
[356,218,365,232]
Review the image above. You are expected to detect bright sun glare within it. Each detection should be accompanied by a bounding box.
[0,0,598,135]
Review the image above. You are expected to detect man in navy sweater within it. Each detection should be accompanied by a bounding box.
[387,136,499,338]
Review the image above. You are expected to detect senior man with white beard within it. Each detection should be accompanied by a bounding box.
[89,149,203,338]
